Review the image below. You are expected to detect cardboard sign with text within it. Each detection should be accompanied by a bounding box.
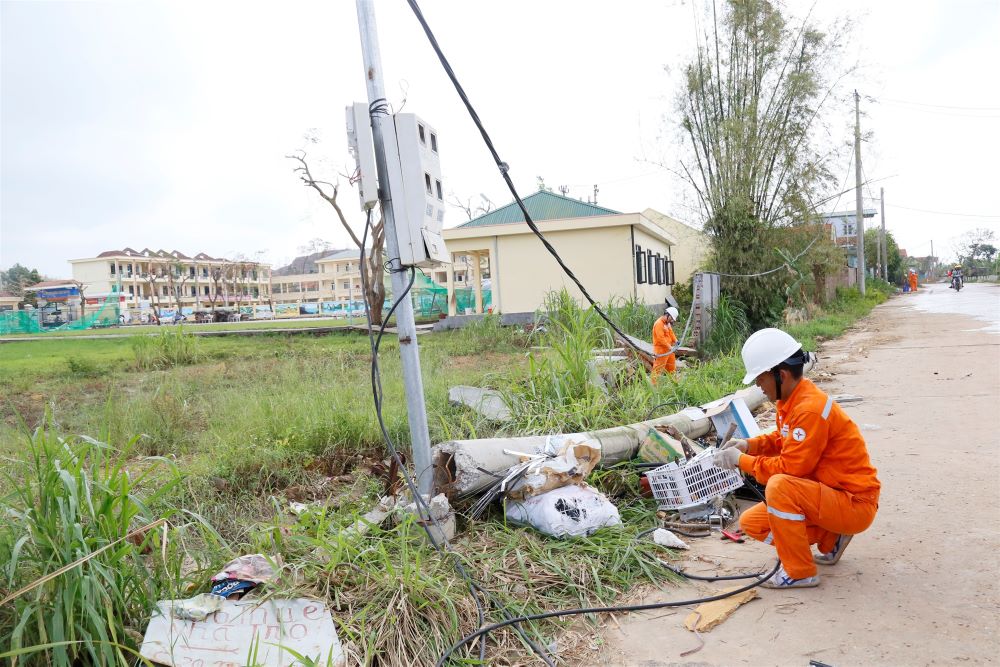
[140,598,345,667]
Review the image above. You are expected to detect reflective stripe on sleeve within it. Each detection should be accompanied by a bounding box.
[821,397,834,420]
[763,532,774,545]
[767,506,806,521]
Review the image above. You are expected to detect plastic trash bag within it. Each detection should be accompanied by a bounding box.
[504,484,621,538]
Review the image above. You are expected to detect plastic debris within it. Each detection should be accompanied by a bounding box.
[211,553,279,584]
[651,528,690,550]
[504,435,602,501]
[504,484,621,538]
[169,593,224,622]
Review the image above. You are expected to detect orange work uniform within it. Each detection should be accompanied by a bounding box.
[737,378,880,579]
[909,273,918,292]
[651,317,677,381]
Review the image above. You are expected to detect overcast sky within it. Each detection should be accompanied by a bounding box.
[2,0,998,278]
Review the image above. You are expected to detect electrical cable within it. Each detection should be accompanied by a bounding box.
[884,203,1000,219]
[357,210,555,665]
[434,561,781,667]
[404,0,680,362]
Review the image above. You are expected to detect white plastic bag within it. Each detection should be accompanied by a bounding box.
[504,484,621,538]
[652,528,689,550]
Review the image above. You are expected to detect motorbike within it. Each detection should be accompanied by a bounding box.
[951,273,963,291]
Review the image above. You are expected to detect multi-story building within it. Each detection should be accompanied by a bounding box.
[69,248,271,313]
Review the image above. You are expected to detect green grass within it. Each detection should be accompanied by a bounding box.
[0,284,891,666]
[0,425,221,667]
[0,316,370,339]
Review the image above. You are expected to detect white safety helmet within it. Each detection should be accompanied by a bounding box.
[739,328,803,384]
[664,306,679,319]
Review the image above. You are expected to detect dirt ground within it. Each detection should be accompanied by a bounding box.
[591,283,1000,666]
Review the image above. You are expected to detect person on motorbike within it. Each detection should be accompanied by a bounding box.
[950,264,963,290]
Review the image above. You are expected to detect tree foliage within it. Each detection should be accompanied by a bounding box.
[676,0,851,325]
[0,263,42,296]
[954,228,998,273]
[864,228,903,284]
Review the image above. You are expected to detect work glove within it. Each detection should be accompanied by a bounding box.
[721,438,748,453]
[713,447,742,471]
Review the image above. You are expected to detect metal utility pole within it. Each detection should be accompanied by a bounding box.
[854,90,867,296]
[356,0,435,497]
[880,187,888,281]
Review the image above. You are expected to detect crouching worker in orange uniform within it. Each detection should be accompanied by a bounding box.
[713,328,880,589]
[651,306,679,383]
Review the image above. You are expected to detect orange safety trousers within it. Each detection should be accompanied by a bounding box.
[739,474,878,579]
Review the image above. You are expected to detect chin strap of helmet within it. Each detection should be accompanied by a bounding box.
[772,368,783,401]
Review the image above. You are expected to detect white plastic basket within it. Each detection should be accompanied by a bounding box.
[646,448,744,509]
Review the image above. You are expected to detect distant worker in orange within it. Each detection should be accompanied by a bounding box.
[713,328,881,588]
[908,269,918,293]
[651,305,679,382]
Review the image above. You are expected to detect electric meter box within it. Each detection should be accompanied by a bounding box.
[345,103,379,211]
[392,113,449,267]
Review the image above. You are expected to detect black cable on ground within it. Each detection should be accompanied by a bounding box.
[404,0,695,360]
[434,560,781,667]
[357,211,555,666]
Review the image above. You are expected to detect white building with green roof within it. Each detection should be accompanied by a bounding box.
[441,190,699,315]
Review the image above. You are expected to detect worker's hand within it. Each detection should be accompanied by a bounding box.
[721,438,748,453]
[713,447,743,470]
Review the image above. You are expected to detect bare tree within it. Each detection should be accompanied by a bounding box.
[165,261,190,317]
[141,268,166,324]
[446,193,494,221]
[288,151,386,324]
[208,266,225,312]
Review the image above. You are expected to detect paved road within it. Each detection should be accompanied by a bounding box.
[597,283,1000,666]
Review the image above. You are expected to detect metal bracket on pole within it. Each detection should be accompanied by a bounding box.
[355,0,435,498]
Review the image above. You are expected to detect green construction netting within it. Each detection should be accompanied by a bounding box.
[0,294,121,335]
[409,272,491,318]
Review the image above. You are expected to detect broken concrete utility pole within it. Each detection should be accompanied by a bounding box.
[355,0,435,496]
[434,386,766,498]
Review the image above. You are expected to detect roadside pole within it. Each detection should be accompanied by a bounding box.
[880,187,888,281]
[355,0,435,498]
[854,90,867,296]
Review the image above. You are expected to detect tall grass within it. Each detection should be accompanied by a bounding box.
[0,424,198,666]
[701,295,751,357]
[130,327,200,370]
[600,295,659,340]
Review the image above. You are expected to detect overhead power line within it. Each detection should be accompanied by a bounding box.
[885,203,1000,219]
[878,97,1000,112]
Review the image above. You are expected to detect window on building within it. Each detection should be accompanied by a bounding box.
[190,286,196,296]
[110,263,116,275]
[418,123,426,144]
[424,173,432,195]
[161,286,168,296]
[435,179,443,201]
[189,266,195,277]
[128,286,135,296]
[635,246,646,284]
[665,260,675,286]
[653,254,662,284]
[430,132,438,153]
[646,253,656,285]
[202,267,208,278]
[203,286,210,296]
[342,281,350,290]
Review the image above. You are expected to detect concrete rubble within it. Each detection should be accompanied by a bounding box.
[448,385,512,421]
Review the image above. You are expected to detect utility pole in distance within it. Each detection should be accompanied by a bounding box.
[880,187,888,281]
[854,90,867,296]
[355,0,435,498]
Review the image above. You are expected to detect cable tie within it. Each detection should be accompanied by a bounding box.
[498,162,509,174]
